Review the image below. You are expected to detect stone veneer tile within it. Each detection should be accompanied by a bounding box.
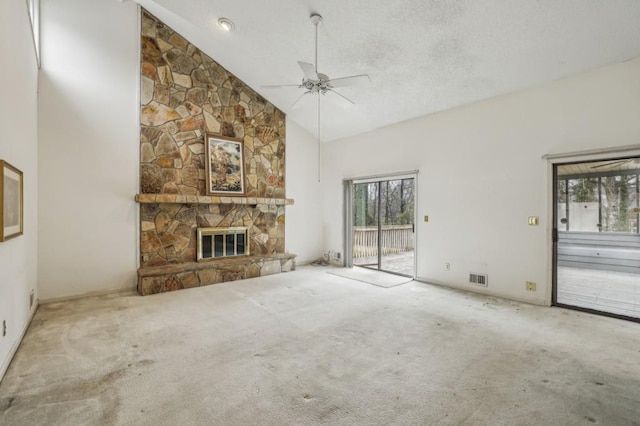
[140,11,286,201]
[260,260,282,277]
[281,259,294,272]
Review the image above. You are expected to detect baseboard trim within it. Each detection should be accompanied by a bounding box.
[415,277,550,307]
[0,301,39,384]
[39,287,137,305]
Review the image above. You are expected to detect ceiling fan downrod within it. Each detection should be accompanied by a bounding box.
[311,13,323,182]
[310,14,323,73]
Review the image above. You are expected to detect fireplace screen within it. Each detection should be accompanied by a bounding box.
[197,227,248,261]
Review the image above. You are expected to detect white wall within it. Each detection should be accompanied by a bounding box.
[285,119,323,264]
[0,0,39,380]
[38,0,139,299]
[323,57,640,305]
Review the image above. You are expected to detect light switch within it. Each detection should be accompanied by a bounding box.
[528,216,539,226]
[424,215,429,222]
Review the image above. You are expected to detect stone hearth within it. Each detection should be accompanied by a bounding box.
[138,253,296,296]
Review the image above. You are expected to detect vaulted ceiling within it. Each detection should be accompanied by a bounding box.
[135,0,640,142]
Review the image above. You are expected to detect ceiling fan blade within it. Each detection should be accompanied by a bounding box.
[590,160,630,169]
[298,61,318,81]
[328,74,371,88]
[327,89,355,105]
[290,91,311,109]
[261,84,302,88]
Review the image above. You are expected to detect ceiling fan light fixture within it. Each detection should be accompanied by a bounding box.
[217,17,235,32]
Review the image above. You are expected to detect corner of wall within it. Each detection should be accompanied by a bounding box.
[285,118,324,263]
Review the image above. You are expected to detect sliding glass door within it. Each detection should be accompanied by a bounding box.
[554,158,640,320]
[351,177,415,277]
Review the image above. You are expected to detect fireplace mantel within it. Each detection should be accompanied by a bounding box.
[135,194,294,206]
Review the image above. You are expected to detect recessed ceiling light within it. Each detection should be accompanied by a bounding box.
[217,17,235,32]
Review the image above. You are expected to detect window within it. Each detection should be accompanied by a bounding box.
[557,170,639,233]
[26,0,40,67]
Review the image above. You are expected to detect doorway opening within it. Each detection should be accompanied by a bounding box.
[553,157,640,321]
[346,174,416,278]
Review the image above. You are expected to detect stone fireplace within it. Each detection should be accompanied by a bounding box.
[136,10,295,295]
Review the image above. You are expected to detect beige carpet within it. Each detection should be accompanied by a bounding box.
[327,267,413,288]
[1,266,640,425]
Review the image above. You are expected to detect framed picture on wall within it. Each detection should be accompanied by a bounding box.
[205,134,245,195]
[0,160,24,241]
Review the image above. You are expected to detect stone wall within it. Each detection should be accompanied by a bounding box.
[140,202,285,267]
[139,10,289,271]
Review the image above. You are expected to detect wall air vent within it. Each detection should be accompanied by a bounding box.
[469,273,488,287]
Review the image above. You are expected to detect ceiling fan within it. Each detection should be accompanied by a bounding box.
[590,158,640,170]
[264,14,371,109]
[263,13,371,181]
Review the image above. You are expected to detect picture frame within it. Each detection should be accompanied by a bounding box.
[0,160,24,241]
[204,134,245,195]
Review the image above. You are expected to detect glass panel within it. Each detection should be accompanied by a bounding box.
[556,159,640,320]
[352,182,379,269]
[567,177,599,231]
[380,179,415,277]
[236,233,245,255]
[599,174,637,233]
[351,178,415,277]
[557,179,568,231]
[214,235,224,257]
[27,0,40,66]
[202,235,213,259]
[226,234,235,256]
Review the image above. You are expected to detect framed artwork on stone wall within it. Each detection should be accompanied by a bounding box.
[0,160,24,242]
[205,134,246,195]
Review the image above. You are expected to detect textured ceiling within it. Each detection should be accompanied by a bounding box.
[135,0,640,141]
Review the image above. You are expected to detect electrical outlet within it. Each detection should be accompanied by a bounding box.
[526,281,536,291]
[329,250,342,266]
[445,263,450,271]
[2,320,6,337]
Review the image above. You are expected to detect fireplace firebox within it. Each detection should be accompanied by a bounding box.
[197,227,249,261]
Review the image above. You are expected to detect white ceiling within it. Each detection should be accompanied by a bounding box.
[136,0,640,142]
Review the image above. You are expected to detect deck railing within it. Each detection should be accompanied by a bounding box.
[353,225,414,258]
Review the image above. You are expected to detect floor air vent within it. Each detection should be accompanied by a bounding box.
[469,273,488,287]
